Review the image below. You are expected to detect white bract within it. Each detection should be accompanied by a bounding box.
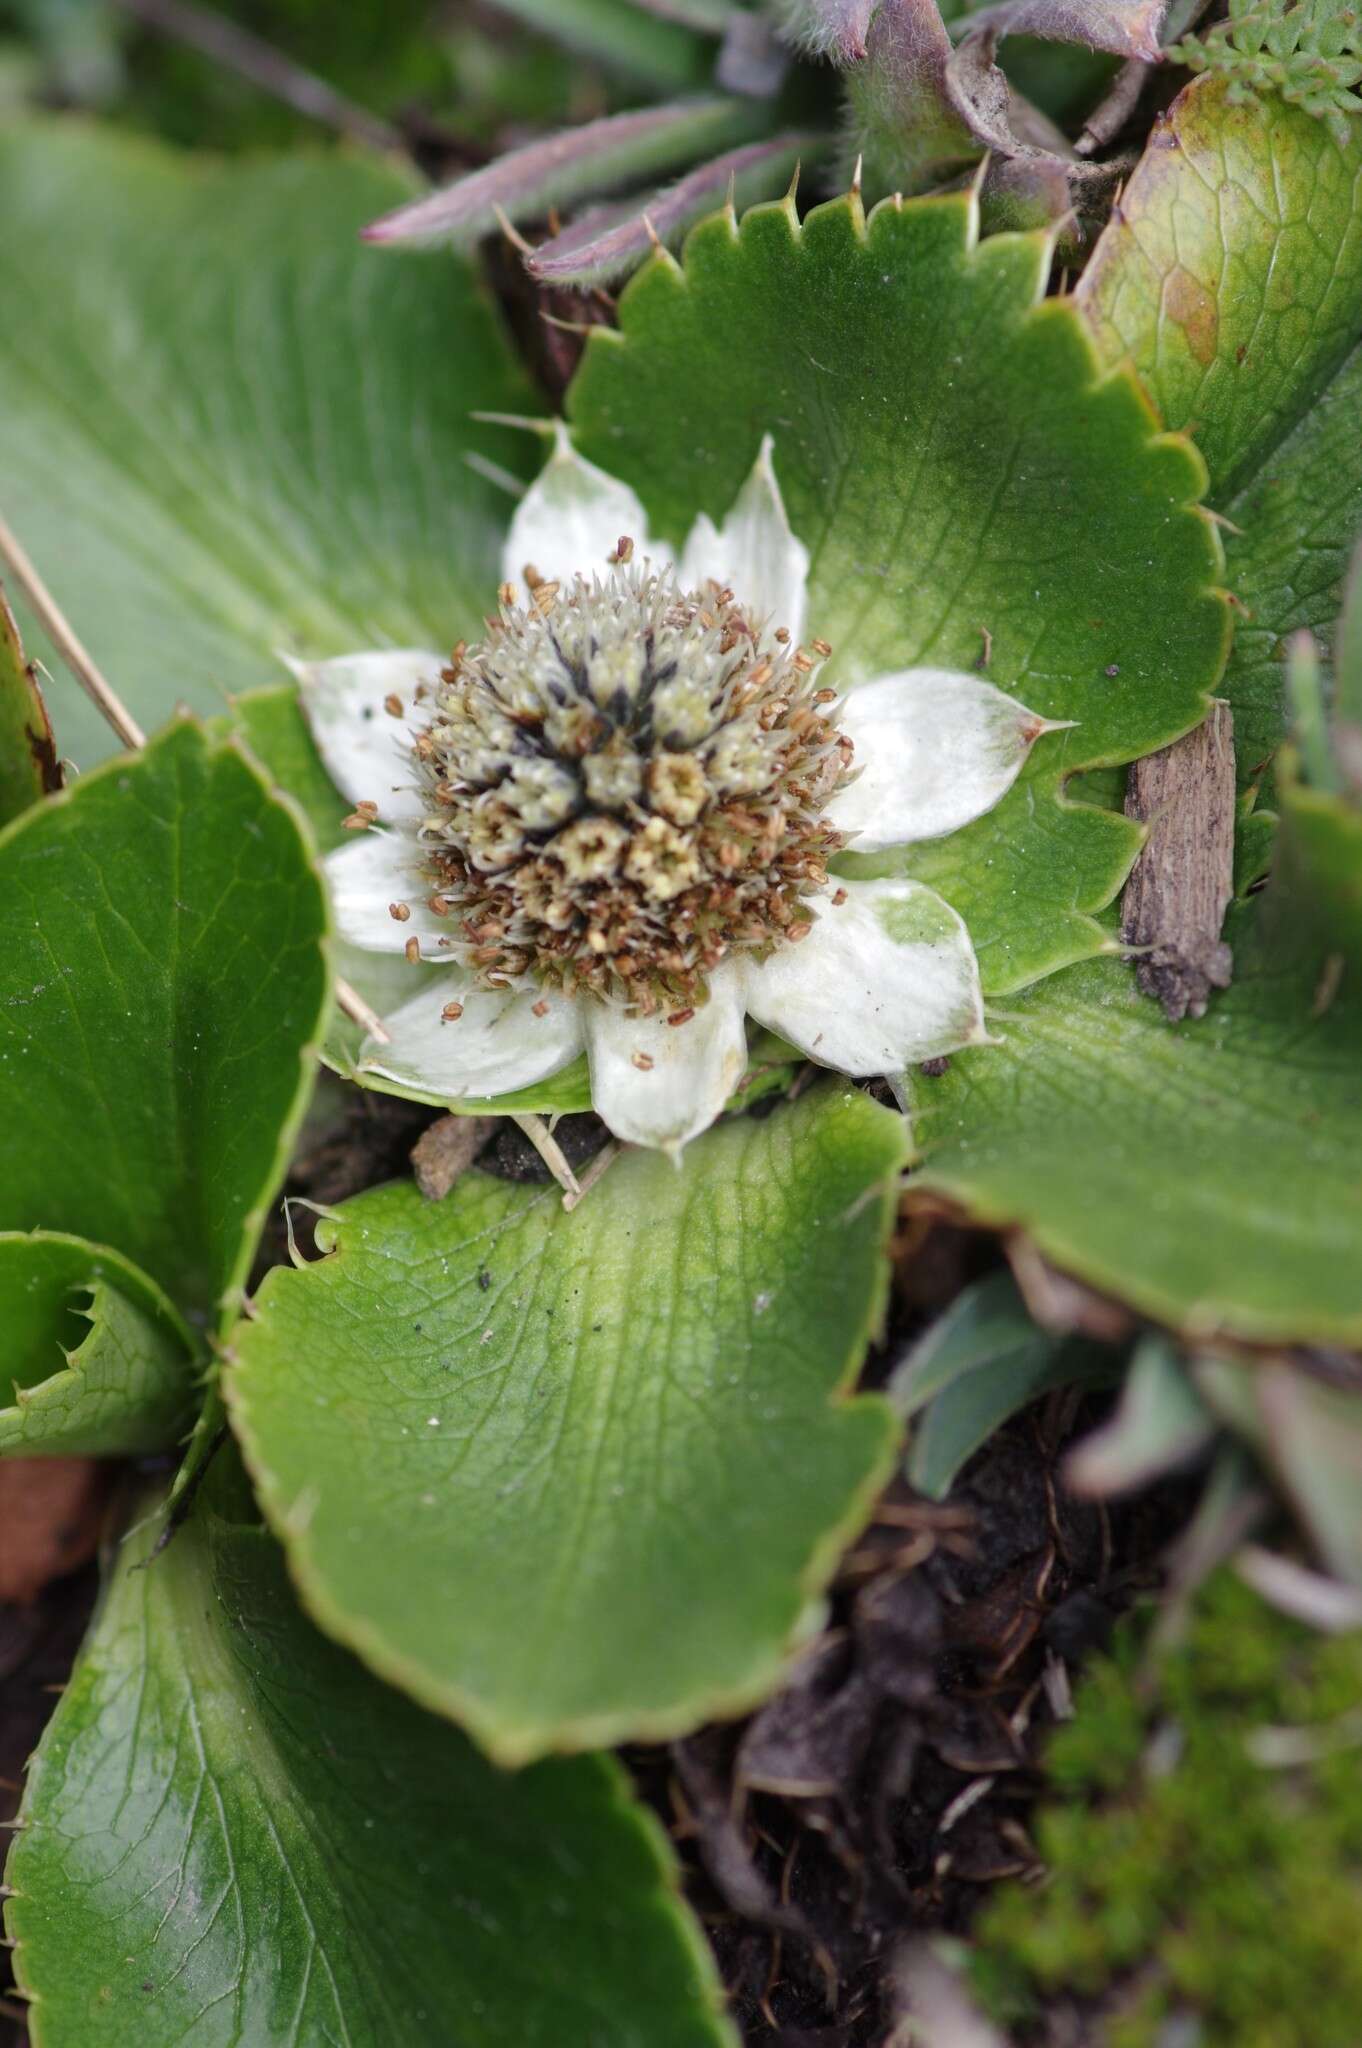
[295,428,1064,1155]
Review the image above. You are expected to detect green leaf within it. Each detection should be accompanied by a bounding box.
[909,896,1362,1346]
[228,1083,904,1762]
[0,721,330,1328]
[0,585,58,825]
[1066,1333,1218,1495]
[1077,76,1362,785]
[0,122,538,768]
[4,1481,735,2048]
[890,1270,1114,1498]
[0,1232,195,1457]
[1196,1355,1362,1588]
[488,0,716,87]
[570,191,1228,995]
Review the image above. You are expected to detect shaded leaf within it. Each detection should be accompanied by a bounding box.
[0,1233,195,1458]
[1066,1334,1217,1495]
[5,1480,736,2048]
[0,722,330,1328]
[1077,76,1362,785]
[570,190,1227,995]
[363,97,764,247]
[1198,1358,1362,1589]
[228,1084,904,1762]
[890,1271,1114,1498]
[844,0,981,195]
[487,0,715,86]
[0,584,59,826]
[0,125,538,766]
[527,132,823,287]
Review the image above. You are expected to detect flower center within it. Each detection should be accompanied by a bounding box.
[410,549,853,1013]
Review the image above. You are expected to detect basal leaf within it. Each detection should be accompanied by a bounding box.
[909,894,1362,1345]
[570,191,1228,994]
[228,1083,904,1762]
[889,1271,1114,1498]
[5,1482,734,2048]
[1077,75,1362,783]
[0,1233,195,1457]
[0,586,59,825]
[0,123,538,767]
[0,722,330,1328]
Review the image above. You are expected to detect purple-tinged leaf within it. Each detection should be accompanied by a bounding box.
[957,0,1168,63]
[844,0,980,194]
[946,28,1130,176]
[772,0,875,62]
[363,98,762,248]
[527,132,825,287]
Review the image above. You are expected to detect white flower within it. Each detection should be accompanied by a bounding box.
[294,428,1064,1155]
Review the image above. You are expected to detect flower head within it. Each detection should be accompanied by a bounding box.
[295,427,1064,1154]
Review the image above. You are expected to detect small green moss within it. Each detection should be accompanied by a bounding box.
[974,1572,1362,2047]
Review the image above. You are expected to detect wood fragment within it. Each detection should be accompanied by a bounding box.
[1121,700,1236,1021]
[410,1115,497,1202]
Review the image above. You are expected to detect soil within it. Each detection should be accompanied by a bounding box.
[0,1081,1199,2047]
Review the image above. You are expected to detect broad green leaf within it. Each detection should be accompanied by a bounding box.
[890,1271,1114,1498]
[0,722,330,1328]
[0,585,58,825]
[570,191,1228,994]
[0,1233,195,1457]
[1066,1333,1217,1495]
[0,123,538,768]
[909,898,1362,1346]
[228,1084,904,1762]
[1077,76,1362,785]
[5,1482,735,2048]
[1077,77,1362,502]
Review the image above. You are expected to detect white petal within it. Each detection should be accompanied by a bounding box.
[584,967,748,1156]
[679,434,809,642]
[501,421,670,589]
[360,978,584,1102]
[827,669,1065,851]
[324,831,454,956]
[290,649,442,825]
[742,879,987,1075]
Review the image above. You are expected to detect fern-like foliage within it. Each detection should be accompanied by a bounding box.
[1170,0,1362,144]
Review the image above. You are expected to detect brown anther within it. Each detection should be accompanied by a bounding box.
[404,937,422,963]
[609,535,635,564]
[718,842,743,870]
[384,693,404,718]
[787,920,813,942]
[832,888,848,907]
[811,638,833,658]
[666,1008,695,1028]
[530,581,561,615]
[388,902,411,923]
[428,894,452,917]
[343,800,379,830]
[792,650,815,673]
[747,660,773,688]
[523,563,546,590]
[441,1001,464,1022]
[532,999,550,1017]
[774,627,791,644]
[498,581,517,609]
[813,687,837,705]
[631,1051,655,1072]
